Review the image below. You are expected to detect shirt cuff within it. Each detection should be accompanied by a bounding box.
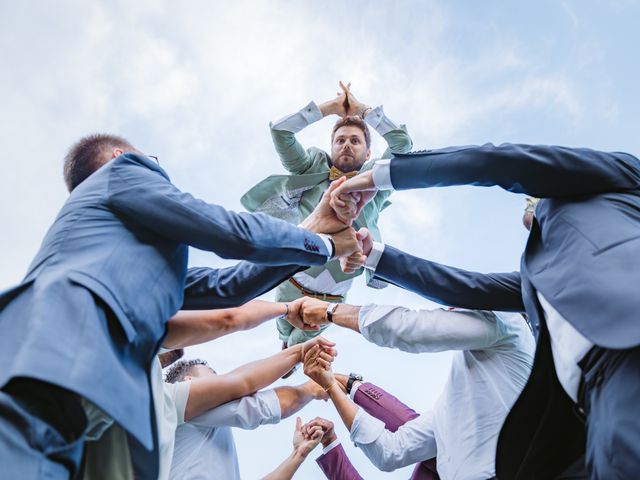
[364,105,399,136]
[372,160,393,190]
[317,234,335,259]
[364,241,385,271]
[349,381,362,401]
[271,101,323,133]
[350,407,386,445]
[322,438,341,454]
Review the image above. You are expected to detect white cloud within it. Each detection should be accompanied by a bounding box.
[1,1,638,478]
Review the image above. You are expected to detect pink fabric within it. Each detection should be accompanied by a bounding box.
[316,443,364,480]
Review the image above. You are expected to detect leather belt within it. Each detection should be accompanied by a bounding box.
[288,278,345,302]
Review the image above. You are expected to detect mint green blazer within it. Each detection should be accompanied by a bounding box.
[241,124,413,287]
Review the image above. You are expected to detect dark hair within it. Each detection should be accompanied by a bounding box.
[63,133,134,192]
[164,359,210,384]
[331,116,371,148]
[158,349,184,369]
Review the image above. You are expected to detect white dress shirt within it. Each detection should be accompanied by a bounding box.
[537,292,593,403]
[349,305,535,480]
[156,360,191,480]
[273,102,400,296]
[169,389,281,480]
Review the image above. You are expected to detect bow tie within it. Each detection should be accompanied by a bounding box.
[328,166,358,181]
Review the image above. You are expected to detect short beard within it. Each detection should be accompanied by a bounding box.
[331,153,367,172]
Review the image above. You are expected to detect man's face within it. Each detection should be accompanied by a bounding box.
[331,125,371,172]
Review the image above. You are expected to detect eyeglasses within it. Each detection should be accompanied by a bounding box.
[147,155,159,165]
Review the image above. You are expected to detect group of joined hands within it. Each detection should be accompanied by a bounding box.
[284,101,383,453]
[288,335,352,456]
[301,171,379,274]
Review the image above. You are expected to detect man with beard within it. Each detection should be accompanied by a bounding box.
[241,82,413,353]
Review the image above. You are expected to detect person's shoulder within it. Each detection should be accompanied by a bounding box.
[111,152,170,180]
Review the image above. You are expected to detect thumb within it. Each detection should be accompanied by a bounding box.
[356,227,370,241]
[296,417,302,430]
[327,175,347,194]
[316,336,336,348]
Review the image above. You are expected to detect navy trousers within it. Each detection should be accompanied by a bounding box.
[0,381,86,479]
[579,345,640,478]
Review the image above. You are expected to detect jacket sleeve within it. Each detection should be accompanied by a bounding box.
[270,125,315,174]
[107,153,329,266]
[375,245,524,311]
[380,124,413,160]
[182,263,302,309]
[390,143,640,197]
[316,443,364,480]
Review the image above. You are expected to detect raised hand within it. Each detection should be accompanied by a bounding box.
[318,82,351,118]
[300,336,337,365]
[293,417,324,458]
[356,227,373,257]
[331,192,361,225]
[331,170,377,222]
[339,227,371,273]
[330,226,362,259]
[285,297,319,331]
[303,341,336,389]
[304,417,337,448]
[299,297,331,327]
[301,176,350,234]
[339,81,371,118]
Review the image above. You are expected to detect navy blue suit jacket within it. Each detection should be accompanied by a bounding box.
[386,143,640,348]
[376,143,640,478]
[0,153,328,453]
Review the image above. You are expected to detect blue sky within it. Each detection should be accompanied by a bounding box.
[1,1,638,478]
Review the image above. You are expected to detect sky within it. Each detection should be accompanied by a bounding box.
[1,1,638,478]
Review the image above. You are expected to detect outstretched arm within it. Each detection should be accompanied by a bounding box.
[389,143,640,197]
[298,297,511,352]
[375,245,524,311]
[184,337,336,421]
[275,380,328,419]
[262,418,324,480]
[182,263,301,309]
[163,300,287,349]
[108,153,330,266]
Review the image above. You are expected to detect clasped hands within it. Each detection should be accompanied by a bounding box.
[301,176,373,274]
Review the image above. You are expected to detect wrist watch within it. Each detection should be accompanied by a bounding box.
[346,373,363,394]
[325,302,339,323]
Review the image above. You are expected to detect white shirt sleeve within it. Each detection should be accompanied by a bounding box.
[316,233,335,259]
[364,105,399,136]
[364,241,385,271]
[321,438,342,454]
[187,389,281,429]
[358,305,508,353]
[271,101,323,133]
[350,409,437,472]
[165,380,192,426]
[372,159,394,190]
